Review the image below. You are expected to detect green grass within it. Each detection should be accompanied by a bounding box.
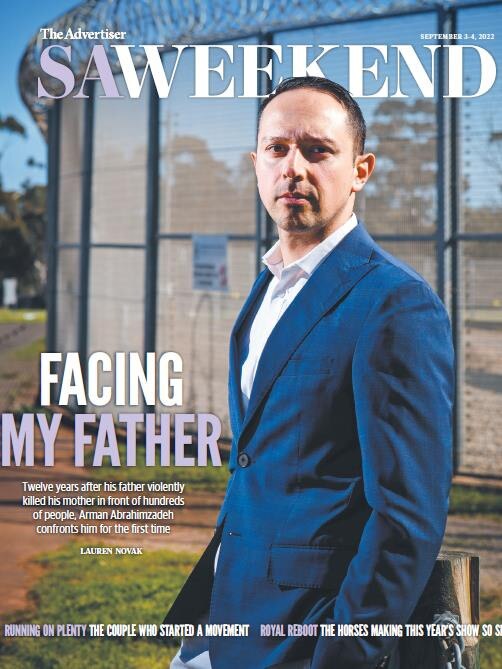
[480,591,502,668]
[481,625,502,669]
[449,484,502,516]
[0,543,197,668]
[0,309,46,324]
[87,440,230,492]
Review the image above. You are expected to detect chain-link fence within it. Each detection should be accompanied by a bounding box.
[21,0,502,477]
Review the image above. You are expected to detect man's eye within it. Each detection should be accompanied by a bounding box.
[310,146,329,154]
[267,144,287,153]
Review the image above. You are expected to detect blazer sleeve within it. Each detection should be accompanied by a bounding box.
[311,278,455,669]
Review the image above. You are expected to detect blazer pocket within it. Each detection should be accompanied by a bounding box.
[268,545,356,590]
[281,356,336,376]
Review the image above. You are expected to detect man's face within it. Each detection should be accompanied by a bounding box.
[252,88,373,237]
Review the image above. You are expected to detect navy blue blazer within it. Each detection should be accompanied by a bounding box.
[164,222,454,669]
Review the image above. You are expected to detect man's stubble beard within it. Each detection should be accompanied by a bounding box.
[272,207,345,239]
[272,202,325,234]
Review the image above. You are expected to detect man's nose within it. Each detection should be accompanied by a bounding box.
[283,148,306,181]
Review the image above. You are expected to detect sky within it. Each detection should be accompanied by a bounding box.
[0,1,76,191]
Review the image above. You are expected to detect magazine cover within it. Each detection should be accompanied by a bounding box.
[1,1,501,667]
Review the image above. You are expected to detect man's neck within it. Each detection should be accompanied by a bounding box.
[278,212,355,267]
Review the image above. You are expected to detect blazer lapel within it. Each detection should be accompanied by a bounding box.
[228,269,271,436]
[237,224,377,447]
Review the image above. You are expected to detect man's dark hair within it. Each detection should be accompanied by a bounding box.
[258,76,366,157]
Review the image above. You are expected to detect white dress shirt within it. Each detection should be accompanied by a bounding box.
[241,213,357,410]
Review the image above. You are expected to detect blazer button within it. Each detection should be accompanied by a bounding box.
[238,452,251,468]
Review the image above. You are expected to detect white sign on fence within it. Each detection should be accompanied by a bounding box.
[3,278,18,307]
[193,235,228,292]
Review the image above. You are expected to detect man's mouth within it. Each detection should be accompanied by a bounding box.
[278,192,312,205]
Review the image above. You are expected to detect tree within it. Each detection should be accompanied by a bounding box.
[0,115,46,297]
[0,115,26,188]
[360,99,437,235]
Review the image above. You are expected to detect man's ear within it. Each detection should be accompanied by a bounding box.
[250,151,257,168]
[352,153,376,192]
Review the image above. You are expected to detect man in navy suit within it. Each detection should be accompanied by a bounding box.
[166,77,454,669]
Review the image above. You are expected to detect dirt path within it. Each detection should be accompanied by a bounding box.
[0,323,45,352]
[0,322,45,413]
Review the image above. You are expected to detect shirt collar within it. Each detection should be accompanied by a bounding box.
[262,213,358,280]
